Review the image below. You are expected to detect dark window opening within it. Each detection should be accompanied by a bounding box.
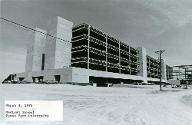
[41,54,45,70]
[54,75,61,82]
[19,77,24,81]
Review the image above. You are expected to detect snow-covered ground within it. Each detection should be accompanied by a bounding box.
[0,84,192,125]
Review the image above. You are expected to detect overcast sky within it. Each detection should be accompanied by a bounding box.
[1,0,192,81]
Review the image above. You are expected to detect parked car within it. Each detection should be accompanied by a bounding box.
[42,80,59,84]
[107,83,113,87]
[19,80,31,84]
[2,80,11,84]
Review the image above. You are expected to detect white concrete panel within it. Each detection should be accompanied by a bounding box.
[57,16,73,42]
[16,72,27,78]
[25,51,33,72]
[45,36,56,70]
[55,16,73,68]
[45,16,73,69]
[55,40,71,68]
[71,67,144,83]
[72,74,89,83]
[147,77,167,83]
[137,47,147,83]
[30,68,72,83]
[25,28,47,72]
[161,60,167,82]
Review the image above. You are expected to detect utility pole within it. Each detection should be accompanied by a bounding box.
[155,50,165,91]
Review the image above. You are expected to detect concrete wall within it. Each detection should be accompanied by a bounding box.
[45,16,73,70]
[55,17,73,69]
[147,77,167,83]
[18,66,167,84]
[137,47,147,83]
[25,28,47,72]
[45,28,56,70]
[161,59,167,81]
[16,68,72,83]
[71,67,144,83]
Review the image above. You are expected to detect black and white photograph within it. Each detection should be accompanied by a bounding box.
[1,0,192,125]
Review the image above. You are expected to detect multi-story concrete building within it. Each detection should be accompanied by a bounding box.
[15,16,169,85]
[72,23,138,75]
[166,65,173,80]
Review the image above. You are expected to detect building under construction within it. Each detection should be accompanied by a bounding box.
[72,23,138,75]
[11,16,170,85]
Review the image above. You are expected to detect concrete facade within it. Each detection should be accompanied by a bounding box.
[161,60,167,80]
[22,17,73,82]
[45,16,73,70]
[71,67,144,83]
[16,16,168,84]
[25,28,47,72]
[71,23,138,75]
[137,47,147,83]
[17,68,72,83]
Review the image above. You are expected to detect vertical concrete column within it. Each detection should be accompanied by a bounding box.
[119,41,121,73]
[178,67,181,80]
[161,59,167,82]
[137,47,147,83]
[55,17,73,68]
[129,46,131,74]
[148,57,150,77]
[25,28,47,72]
[45,16,73,69]
[106,35,108,71]
[24,72,33,82]
[87,25,90,69]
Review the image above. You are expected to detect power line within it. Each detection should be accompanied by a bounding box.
[0,17,71,43]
